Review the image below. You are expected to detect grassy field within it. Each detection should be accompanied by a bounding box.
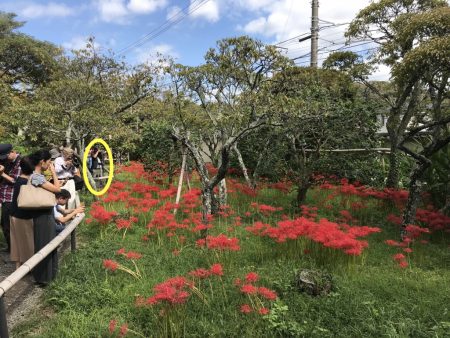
[12,163,450,337]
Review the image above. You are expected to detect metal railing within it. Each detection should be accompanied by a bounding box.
[0,213,85,338]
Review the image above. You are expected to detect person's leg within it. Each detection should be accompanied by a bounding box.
[1,202,12,252]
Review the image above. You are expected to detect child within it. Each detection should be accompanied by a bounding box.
[54,189,85,234]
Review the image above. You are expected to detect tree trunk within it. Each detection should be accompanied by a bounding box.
[233,144,252,187]
[218,179,227,206]
[402,162,430,229]
[386,144,400,189]
[173,148,187,215]
[296,179,311,205]
[65,123,72,147]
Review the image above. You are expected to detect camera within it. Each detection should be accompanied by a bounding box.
[72,155,81,168]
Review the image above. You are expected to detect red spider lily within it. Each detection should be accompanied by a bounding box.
[90,204,117,225]
[246,216,380,256]
[398,260,408,268]
[234,278,242,286]
[393,253,406,261]
[116,218,132,230]
[144,276,193,306]
[116,247,126,255]
[109,319,117,334]
[258,287,277,300]
[240,304,252,314]
[241,284,258,294]
[119,323,128,337]
[245,272,259,283]
[125,251,142,260]
[386,214,402,225]
[196,234,240,251]
[189,268,211,279]
[385,239,401,247]
[403,248,413,253]
[404,224,430,239]
[103,259,119,272]
[258,307,270,315]
[210,263,224,276]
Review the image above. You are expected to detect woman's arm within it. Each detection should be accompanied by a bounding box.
[40,163,61,193]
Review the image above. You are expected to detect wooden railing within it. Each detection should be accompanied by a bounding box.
[0,214,85,338]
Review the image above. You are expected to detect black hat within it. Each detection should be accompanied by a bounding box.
[0,144,12,160]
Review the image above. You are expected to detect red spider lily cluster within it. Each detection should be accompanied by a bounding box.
[137,263,223,308]
[196,234,240,251]
[116,248,143,260]
[108,319,128,337]
[250,202,283,215]
[235,272,277,315]
[246,217,381,256]
[90,203,117,225]
[137,276,194,306]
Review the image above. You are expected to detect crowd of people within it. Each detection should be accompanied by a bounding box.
[0,143,84,286]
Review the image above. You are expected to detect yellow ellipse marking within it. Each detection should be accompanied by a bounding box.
[83,138,114,196]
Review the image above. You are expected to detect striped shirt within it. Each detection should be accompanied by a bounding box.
[0,155,22,203]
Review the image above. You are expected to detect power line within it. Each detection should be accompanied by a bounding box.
[116,0,211,56]
[294,47,378,65]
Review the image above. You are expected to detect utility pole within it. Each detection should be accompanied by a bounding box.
[310,0,319,67]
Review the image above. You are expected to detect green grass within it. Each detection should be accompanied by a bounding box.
[12,173,450,338]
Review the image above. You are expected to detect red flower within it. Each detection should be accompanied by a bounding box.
[398,260,408,268]
[245,272,259,283]
[119,323,128,337]
[116,247,125,255]
[103,259,118,272]
[403,248,413,253]
[258,287,277,300]
[240,304,252,314]
[241,284,257,294]
[126,251,142,260]
[189,268,211,279]
[393,253,406,261]
[258,307,270,315]
[210,263,224,276]
[109,319,117,334]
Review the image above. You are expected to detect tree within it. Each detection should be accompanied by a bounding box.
[270,67,379,205]
[166,36,292,223]
[335,1,449,229]
[343,0,448,188]
[13,40,160,155]
[0,12,60,136]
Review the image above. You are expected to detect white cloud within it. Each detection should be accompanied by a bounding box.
[369,64,391,81]
[95,0,168,23]
[62,36,101,51]
[166,5,182,22]
[127,0,167,14]
[96,0,128,23]
[134,43,178,64]
[189,0,219,23]
[18,2,75,19]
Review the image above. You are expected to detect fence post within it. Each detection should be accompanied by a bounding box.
[0,295,9,338]
[71,229,76,252]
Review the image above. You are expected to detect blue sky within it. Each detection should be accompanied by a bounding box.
[0,0,390,79]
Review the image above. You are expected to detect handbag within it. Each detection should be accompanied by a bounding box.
[17,177,56,209]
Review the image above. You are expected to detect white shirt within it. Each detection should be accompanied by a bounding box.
[54,156,77,179]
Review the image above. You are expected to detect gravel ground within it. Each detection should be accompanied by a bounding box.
[0,239,72,333]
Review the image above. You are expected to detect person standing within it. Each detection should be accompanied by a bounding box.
[29,150,60,285]
[54,148,80,209]
[10,156,36,269]
[0,144,21,253]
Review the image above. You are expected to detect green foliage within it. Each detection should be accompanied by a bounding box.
[137,121,180,172]
[423,144,449,209]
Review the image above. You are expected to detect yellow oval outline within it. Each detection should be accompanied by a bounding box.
[82,138,114,196]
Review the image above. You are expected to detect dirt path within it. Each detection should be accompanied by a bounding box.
[0,239,72,333]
